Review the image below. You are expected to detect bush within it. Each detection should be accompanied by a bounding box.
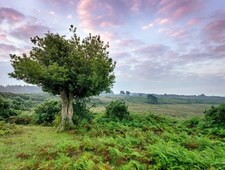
[11,97,25,110]
[34,100,60,125]
[204,104,225,127]
[73,98,93,125]
[0,97,17,119]
[105,100,131,120]
[8,114,32,125]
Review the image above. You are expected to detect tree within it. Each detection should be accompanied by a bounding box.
[147,94,158,104]
[120,90,125,95]
[9,25,116,131]
[126,91,130,96]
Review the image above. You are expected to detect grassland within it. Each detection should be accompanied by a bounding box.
[90,96,213,118]
[0,93,225,169]
[1,114,225,169]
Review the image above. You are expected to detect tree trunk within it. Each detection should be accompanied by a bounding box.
[57,90,74,132]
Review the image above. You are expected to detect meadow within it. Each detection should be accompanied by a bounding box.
[90,95,213,118]
[0,93,225,169]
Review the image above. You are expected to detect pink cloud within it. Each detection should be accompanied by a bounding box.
[97,31,120,43]
[213,44,225,54]
[135,44,169,55]
[41,0,77,10]
[0,43,18,52]
[77,0,122,32]
[0,43,19,61]
[10,24,50,40]
[211,8,225,20]
[158,0,201,20]
[0,7,52,53]
[129,0,142,12]
[111,52,131,60]
[100,21,117,28]
[0,34,7,41]
[158,27,188,39]
[180,52,211,62]
[203,20,225,43]
[170,29,187,38]
[0,8,51,61]
[117,39,145,48]
[49,0,75,6]
[155,18,172,25]
[0,7,25,23]
[77,0,154,32]
[187,18,201,26]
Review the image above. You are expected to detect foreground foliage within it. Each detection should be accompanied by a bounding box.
[0,113,224,169]
[205,103,225,127]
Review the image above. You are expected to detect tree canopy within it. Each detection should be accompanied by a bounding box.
[147,94,158,104]
[9,26,115,97]
[120,90,125,95]
[9,25,116,131]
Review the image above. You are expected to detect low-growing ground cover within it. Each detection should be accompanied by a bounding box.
[0,112,224,170]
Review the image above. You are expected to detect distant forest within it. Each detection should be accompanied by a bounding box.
[0,85,43,93]
[1,85,225,104]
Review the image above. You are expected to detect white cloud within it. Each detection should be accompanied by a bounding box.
[66,14,73,19]
[171,58,225,78]
[49,11,55,15]
[142,23,154,30]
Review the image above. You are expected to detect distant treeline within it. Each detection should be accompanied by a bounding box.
[154,94,225,104]
[122,93,225,104]
[0,85,43,93]
[1,85,225,104]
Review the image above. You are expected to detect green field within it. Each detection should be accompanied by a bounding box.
[90,96,214,118]
[92,102,213,118]
[0,93,225,169]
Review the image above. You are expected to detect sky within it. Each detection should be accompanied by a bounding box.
[1,0,225,96]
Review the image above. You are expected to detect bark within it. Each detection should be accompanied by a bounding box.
[57,90,74,132]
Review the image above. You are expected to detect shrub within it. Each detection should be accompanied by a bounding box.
[11,96,25,110]
[34,100,60,125]
[73,98,93,125]
[0,97,17,119]
[8,114,32,125]
[204,104,225,127]
[105,100,131,120]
